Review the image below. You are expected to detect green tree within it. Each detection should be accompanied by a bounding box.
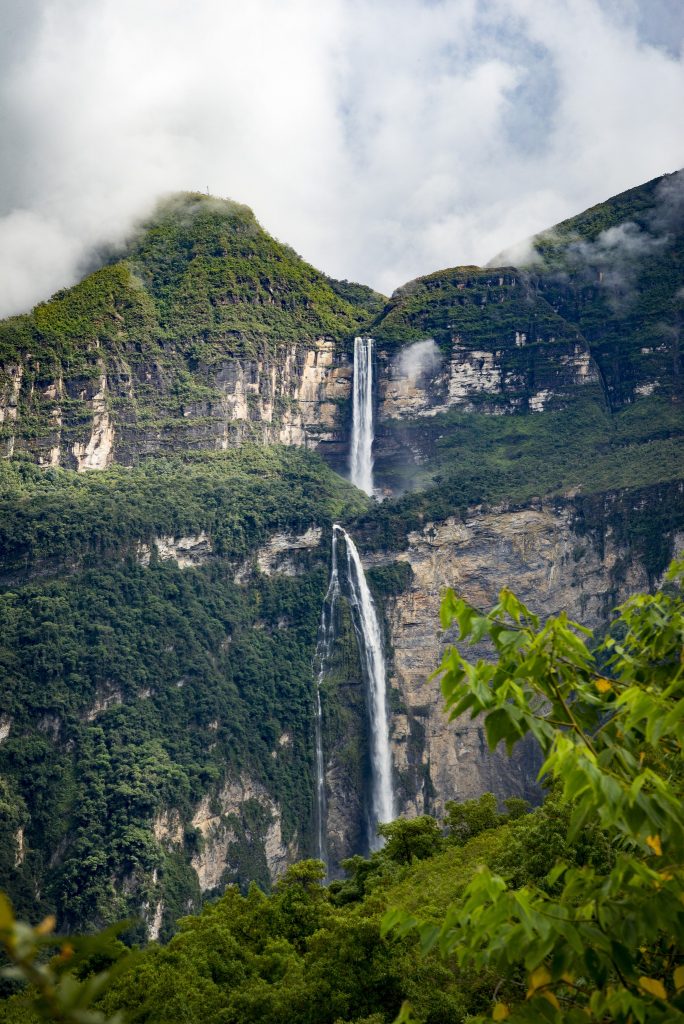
[443,793,501,845]
[377,817,443,866]
[384,559,684,1022]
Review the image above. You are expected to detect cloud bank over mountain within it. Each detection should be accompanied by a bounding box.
[0,0,683,316]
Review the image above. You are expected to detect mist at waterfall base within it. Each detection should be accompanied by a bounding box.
[314,338,395,864]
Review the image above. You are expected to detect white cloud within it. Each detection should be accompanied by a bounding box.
[0,0,682,317]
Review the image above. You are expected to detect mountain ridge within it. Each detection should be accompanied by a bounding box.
[0,171,682,939]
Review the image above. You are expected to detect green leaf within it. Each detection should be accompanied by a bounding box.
[484,708,519,750]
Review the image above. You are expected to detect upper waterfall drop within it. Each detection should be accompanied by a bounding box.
[335,525,394,850]
[350,336,375,497]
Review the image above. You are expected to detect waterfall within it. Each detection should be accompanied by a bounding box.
[336,525,394,850]
[350,336,375,496]
[313,528,340,869]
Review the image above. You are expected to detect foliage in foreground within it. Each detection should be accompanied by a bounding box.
[0,893,128,1023]
[384,558,684,1022]
[2,561,682,1024]
[1,790,609,1024]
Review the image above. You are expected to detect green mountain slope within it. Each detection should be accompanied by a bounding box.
[126,194,385,353]
[0,173,682,946]
[496,170,684,406]
[0,194,384,465]
[0,793,617,1024]
[368,171,683,505]
[0,448,367,936]
[1,194,384,370]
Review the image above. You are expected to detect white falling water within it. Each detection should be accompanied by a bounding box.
[313,345,391,860]
[350,336,375,496]
[313,528,340,869]
[336,525,394,850]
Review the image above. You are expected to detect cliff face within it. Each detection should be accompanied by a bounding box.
[0,339,354,473]
[377,334,600,422]
[384,501,651,817]
[0,322,605,485]
[0,192,384,474]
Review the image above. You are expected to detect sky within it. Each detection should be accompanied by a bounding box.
[0,0,683,316]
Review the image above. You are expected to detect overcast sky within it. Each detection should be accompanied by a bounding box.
[1,0,683,316]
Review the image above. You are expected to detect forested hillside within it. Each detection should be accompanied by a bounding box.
[0,448,367,936]
[0,194,383,468]
[0,171,682,949]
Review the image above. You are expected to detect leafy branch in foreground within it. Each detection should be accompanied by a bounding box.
[0,893,130,1023]
[383,558,684,1023]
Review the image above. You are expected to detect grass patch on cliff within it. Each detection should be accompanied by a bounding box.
[363,394,684,552]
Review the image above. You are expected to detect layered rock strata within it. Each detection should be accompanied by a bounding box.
[0,340,353,471]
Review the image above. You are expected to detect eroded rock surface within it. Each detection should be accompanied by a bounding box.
[381,503,652,821]
[190,778,294,892]
[1,339,353,471]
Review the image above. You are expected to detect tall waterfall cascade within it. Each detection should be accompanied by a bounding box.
[340,526,395,850]
[314,340,393,862]
[314,526,395,859]
[312,529,340,869]
[350,336,375,496]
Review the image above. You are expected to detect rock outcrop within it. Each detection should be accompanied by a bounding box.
[379,336,601,421]
[0,339,354,472]
[188,778,295,892]
[378,496,672,822]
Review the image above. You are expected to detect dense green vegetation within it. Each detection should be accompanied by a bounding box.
[127,195,385,354]
[0,194,384,372]
[372,266,583,355]
[0,793,628,1024]
[0,446,367,573]
[2,563,681,1024]
[509,171,684,407]
[373,171,682,408]
[385,558,684,1022]
[523,173,671,262]
[0,447,366,935]
[367,173,682,522]
[0,170,681,1012]
[0,192,384,458]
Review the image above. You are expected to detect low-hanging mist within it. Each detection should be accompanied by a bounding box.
[394,339,443,383]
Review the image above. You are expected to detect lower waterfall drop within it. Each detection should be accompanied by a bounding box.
[313,528,340,870]
[336,525,394,850]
